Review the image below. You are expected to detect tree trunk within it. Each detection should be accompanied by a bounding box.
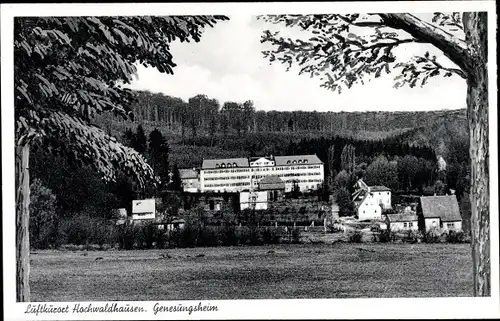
[16,144,31,302]
[464,12,490,297]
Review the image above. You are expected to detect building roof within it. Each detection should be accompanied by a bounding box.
[369,186,391,192]
[274,154,323,166]
[179,168,198,179]
[420,195,462,222]
[387,213,418,222]
[258,175,285,190]
[202,157,249,169]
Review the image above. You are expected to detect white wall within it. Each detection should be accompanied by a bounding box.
[201,167,252,192]
[424,218,441,231]
[240,191,268,210]
[250,163,324,192]
[357,194,382,220]
[182,177,200,193]
[132,199,155,220]
[390,221,419,231]
[371,191,392,209]
[441,221,463,232]
[201,163,324,193]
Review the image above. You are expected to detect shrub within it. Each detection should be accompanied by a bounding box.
[221,225,239,246]
[378,230,392,243]
[177,224,201,248]
[403,230,420,244]
[29,179,57,249]
[447,230,467,243]
[91,219,116,249]
[198,227,219,247]
[348,230,363,243]
[248,226,263,245]
[262,227,281,244]
[423,229,441,243]
[291,227,302,244]
[58,215,92,247]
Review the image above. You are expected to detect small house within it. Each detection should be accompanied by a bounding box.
[418,195,463,232]
[132,199,156,220]
[353,189,382,221]
[352,179,392,221]
[258,175,285,202]
[386,213,419,231]
[179,168,200,193]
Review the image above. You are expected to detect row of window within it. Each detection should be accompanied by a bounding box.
[204,168,251,174]
[215,162,239,168]
[204,182,251,188]
[204,172,323,182]
[284,159,309,164]
[203,164,322,174]
[204,175,250,181]
[281,179,323,184]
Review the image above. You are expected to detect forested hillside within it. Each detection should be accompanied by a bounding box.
[94,90,467,159]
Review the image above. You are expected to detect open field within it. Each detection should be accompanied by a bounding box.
[30,243,473,301]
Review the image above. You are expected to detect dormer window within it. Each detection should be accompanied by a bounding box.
[292,160,297,164]
[233,162,237,167]
[298,160,302,164]
[227,163,232,168]
[304,159,308,164]
[287,160,291,164]
[221,163,226,168]
[215,164,220,168]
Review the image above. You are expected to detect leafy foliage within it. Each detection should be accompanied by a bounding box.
[29,179,57,249]
[258,13,468,94]
[15,16,228,187]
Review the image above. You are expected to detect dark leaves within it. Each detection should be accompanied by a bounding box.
[15,15,227,187]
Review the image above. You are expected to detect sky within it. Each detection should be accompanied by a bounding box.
[127,14,468,113]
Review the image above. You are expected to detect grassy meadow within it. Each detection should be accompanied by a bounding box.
[30,243,473,301]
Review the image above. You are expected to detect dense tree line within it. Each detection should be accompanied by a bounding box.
[99,90,467,141]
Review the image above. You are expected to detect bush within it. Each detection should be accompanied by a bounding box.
[177,224,201,248]
[447,230,467,243]
[220,225,239,246]
[348,230,363,243]
[29,179,57,249]
[291,227,302,244]
[378,229,392,243]
[262,227,281,244]
[198,227,219,247]
[403,230,421,244]
[248,226,263,245]
[423,229,441,243]
[58,216,92,247]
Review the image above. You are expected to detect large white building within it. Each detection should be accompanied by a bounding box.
[352,179,392,221]
[198,154,324,193]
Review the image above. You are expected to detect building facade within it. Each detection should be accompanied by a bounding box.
[386,213,419,231]
[179,168,200,193]
[418,195,463,232]
[131,199,156,220]
[354,192,383,221]
[199,155,324,193]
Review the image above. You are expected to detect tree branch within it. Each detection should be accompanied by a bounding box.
[378,13,472,77]
[337,15,386,28]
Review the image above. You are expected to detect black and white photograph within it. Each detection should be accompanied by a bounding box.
[1,1,499,320]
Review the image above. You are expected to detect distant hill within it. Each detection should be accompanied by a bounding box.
[391,109,468,158]
[93,90,468,166]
